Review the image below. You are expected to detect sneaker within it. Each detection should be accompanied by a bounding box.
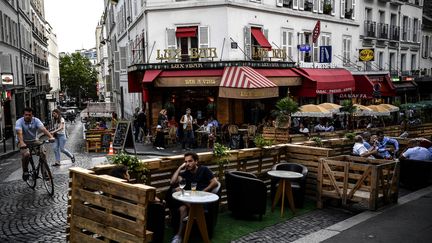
[171,235,182,243]
[71,155,76,163]
[22,172,29,181]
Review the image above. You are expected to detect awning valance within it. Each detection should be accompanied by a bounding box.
[255,68,302,86]
[338,75,374,99]
[143,70,162,83]
[251,27,272,50]
[176,27,197,38]
[219,66,278,99]
[368,75,396,96]
[155,69,223,87]
[294,68,355,97]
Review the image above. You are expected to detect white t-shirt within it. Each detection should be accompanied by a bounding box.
[54,117,66,135]
[299,127,309,134]
[353,142,373,158]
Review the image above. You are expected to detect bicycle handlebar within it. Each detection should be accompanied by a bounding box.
[20,139,55,150]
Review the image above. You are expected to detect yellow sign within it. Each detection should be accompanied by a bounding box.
[156,48,218,60]
[252,47,287,59]
[359,49,375,62]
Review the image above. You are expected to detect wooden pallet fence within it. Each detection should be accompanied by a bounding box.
[68,167,156,243]
[317,155,399,210]
[262,127,290,143]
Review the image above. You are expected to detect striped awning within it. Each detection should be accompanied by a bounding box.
[219,66,278,99]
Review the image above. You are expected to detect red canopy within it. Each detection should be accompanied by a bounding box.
[142,70,162,83]
[176,27,197,38]
[294,68,355,97]
[251,27,272,50]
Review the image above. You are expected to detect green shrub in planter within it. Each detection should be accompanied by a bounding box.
[309,137,323,147]
[110,151,148,183]
[253,135,273,148]
[344,132,356,140]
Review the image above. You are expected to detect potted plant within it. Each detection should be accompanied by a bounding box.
[323,2,332,15]
[272,97,299,128]
[344,132,356,140]
[309,136,323,147]
[253,135,273,148]
[213,143,231,180]
[109,151,149,183]
[340,100,357,131]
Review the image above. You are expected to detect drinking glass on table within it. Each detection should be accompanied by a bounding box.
[191,182,197,193]
[179,178,186,196]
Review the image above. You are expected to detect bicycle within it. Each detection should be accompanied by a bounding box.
[23,140,55,196]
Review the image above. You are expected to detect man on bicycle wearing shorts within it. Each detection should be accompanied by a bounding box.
[15,107,55,181]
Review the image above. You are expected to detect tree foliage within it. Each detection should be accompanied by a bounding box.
[59,53,98,102]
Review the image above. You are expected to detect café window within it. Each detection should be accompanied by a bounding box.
[166,26,210,62]
[298,32,312,62]
[244,26,271,61]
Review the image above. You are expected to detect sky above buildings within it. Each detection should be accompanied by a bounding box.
[44,0,104,53]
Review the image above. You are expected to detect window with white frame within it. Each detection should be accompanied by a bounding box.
[389,52,396,73]
[166,26,210,62]
[342,35,351,66]
[411,54,417,72]
[413,18,419,42]
[298,31,312,62]
[313,33,331,62]
[401,53,406,72]
[378,51,384,70]
[281,28,294,61]
[422,35,429,58]
[402,16,408,41]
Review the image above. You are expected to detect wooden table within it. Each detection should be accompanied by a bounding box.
[172,190,219,243]
[267,170,303,217]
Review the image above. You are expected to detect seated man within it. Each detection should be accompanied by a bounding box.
[400,139,432,161]
[376,130,399,159]
[353,135,377,159]
[362,132,372,150]
[314,121,325,133]
[169,152,218,243]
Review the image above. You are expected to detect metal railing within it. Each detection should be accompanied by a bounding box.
[364,21,376,38]
[377,23,389,39]
[389,25,400,41]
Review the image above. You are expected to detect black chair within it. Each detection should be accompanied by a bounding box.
[270,162,308,208]
[166,181,221,238]
[225,171,267,220]
[147,201,166,243]
[400,159,432,190]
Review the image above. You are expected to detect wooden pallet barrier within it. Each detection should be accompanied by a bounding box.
[67,167,156,242]
[317,155,399,210]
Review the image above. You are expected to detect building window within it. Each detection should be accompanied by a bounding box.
[166,26,210,62]
[411,54,416,73]
[342,35,351,66]
[313,33,331,62]
[281,29,294,61]
[378,51,384,70]
[298,32,311,62]
[401,53,406,73]
[422,35,429,58]
[413,18,419,42]
[389,52,396,75]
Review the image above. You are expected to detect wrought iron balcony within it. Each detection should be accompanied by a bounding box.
[377,23,389,39]
[364,21,376,38]
[389,25,400,41]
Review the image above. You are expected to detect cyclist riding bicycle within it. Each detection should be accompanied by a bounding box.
[15,107,55,181]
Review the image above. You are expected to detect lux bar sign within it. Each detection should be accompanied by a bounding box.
[156,48,218,60]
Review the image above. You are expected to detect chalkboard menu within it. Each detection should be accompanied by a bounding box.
[112,121,135,152]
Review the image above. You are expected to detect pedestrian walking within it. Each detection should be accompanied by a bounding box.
[51,109,75,166]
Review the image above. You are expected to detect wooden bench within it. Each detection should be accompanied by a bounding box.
[67,167,156,242]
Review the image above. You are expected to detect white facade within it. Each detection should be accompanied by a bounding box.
[420,16,432,76]
[46,22,60,110]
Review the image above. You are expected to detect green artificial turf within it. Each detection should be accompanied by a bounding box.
[163,199,316,243]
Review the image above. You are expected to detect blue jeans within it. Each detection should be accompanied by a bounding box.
[53,134,73,162]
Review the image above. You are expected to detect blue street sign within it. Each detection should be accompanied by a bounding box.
[319,46,332,63]
[298,44,311,52]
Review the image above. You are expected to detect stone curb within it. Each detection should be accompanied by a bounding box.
[0,150,18,160]
[292,185,432,243]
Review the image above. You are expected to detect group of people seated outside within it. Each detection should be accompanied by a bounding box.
[352,130,432,161]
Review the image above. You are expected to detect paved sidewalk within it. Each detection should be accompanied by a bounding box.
[294,185,432,243]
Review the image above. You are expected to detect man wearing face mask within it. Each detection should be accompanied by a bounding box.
[15,107,55,181]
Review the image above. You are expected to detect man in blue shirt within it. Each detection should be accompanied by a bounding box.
[15,107,55,181]
[376,130,399,159]
[400,139,432,161]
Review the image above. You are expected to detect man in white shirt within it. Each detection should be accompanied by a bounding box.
[400,139,432,161]
[353,135,377,158]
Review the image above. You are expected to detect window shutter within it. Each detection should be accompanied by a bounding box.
[293,0,298,10]
[319,0,323,14]
[166,28,176,49]
[299,0,304,10]
[288,32,293,61]
[244,26,251,60]
[331,0,335,15]
[199,26,210,61]
[351,0,356,20]
[120,46,127,71]
[276,0,283,7]
[313,0,318,13]
[114,51,120,72]
[340,0,345,18]
[422,35,426,57]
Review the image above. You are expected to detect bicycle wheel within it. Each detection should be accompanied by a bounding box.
[40,161,54,196]
[25,159,37,189]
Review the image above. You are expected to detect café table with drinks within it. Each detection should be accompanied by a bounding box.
[172,188,219,243]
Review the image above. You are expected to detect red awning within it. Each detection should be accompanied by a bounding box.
[294,68,355,97]
[368,74,396,96]
[142,70,162,83]
[220,66,277,88]
[176,27,197,38]
[340,75,374,99]
[219,66,278,99]
[251,27,272,50]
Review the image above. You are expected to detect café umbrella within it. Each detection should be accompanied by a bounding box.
[317,103,342,113]
[353,104,374,116]
[367,105,391,116]
[377,104,399,112]
[292,104,332,118]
